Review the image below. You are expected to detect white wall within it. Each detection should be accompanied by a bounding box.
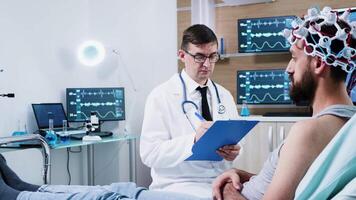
[0,0,177,187]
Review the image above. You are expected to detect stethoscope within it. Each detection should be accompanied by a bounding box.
[179,73,226,117]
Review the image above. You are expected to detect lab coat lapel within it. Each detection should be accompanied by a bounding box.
[170,73,201,132]
[169,74,197,132]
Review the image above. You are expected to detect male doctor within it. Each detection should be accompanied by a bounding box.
[140,24,241,198]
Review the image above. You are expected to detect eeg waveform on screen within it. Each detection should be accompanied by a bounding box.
[67,88,125,121]
[238,16,295,53]
[237,69,292,104]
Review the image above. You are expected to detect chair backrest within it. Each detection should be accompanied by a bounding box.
[294,114,356,199]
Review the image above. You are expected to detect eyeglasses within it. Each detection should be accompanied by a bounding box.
[184,50,220,63]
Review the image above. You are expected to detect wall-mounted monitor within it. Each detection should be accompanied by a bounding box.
[66,87,125,122]
[237,69,292,105]
[238,15,296,53]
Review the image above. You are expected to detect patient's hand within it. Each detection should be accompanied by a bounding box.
[212,168,242,200]
[222,182,246,200]
[216,144,241,161]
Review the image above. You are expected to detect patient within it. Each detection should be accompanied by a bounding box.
[0,154,209,200]
[212,6,356,200]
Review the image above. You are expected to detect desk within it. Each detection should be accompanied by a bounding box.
[0,134,137,185]
[52,134,137,185]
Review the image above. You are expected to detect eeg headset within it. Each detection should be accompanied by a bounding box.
[283,7,356,73]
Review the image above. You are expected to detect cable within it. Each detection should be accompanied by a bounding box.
[69,146,82,153]
[112,50,137,92]
[66,147,82,185]
[66,148,71,185]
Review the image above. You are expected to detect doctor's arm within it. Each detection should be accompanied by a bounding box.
[140,93,197,168]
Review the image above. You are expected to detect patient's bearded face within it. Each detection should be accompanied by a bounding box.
[289,62,317,104]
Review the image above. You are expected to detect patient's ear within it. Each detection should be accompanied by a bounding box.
[312,57,327,76]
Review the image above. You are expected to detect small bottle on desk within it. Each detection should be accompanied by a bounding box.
[12,120,27,136]
[45,118,57,146]
[59,120,70,144]
[240,100,250,117]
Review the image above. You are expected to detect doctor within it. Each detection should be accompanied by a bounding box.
[140,24,241,198]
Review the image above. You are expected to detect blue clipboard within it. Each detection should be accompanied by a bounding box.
[186,120,259,161]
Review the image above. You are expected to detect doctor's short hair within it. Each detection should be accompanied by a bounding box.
[180,24,218,51]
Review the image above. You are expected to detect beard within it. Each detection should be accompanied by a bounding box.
[289,68,317,104]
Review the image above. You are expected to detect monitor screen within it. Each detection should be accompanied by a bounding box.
[32,103,67,129]
[66,87,125,122]
[237,69,292,104]
[238,15,296,53]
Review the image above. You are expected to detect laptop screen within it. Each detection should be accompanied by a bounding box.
[32,103,67,129]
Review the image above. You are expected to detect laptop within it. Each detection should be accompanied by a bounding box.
[31,103,112,140]
[32,103,85,134]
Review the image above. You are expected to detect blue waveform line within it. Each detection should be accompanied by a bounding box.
[79,90,116,98]
[70,89,122,99]
[69,101,120,107]
[80,102,118,107]
[248,93,287,102]
[249,32,284,38]
[95,111,118,119]
[249,84,284,89]
[240,20,287,28]
[75,110,118,120]
[241,32,284,38]
[250,41,289,50]
[249,72,285,80]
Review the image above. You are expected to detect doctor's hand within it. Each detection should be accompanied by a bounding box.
[212,168,242,200]
[195,121,214,142]
[216,144,241,161]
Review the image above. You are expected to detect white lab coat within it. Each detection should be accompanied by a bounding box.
[140,70,239,198]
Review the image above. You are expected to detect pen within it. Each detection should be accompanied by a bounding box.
[194,112,206,122]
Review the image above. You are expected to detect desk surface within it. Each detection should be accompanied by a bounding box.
[52,134,137,149]
[0,134,137,150]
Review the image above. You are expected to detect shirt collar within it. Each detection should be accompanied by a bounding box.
[181,69,212,95]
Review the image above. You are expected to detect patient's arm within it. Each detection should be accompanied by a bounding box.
[263,119,338,200]
[235,169,255,184]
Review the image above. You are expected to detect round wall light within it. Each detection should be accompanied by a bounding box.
[77,40,106,66]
